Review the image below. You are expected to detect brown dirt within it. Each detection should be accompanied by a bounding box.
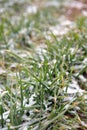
[64,0,87,20]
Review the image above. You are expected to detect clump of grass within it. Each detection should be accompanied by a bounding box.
[0,0,87,129]
[0,17,87,129]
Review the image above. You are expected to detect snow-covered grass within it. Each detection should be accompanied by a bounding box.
[0,0,87,130]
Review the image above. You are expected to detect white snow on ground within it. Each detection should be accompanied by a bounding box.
[26,5,37,14]
[65,0,87,9]
[82,10,87,16]
[45,1,60,7]
[48,19,74,36]
[0,67,6,75]
[67,79,84,94]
